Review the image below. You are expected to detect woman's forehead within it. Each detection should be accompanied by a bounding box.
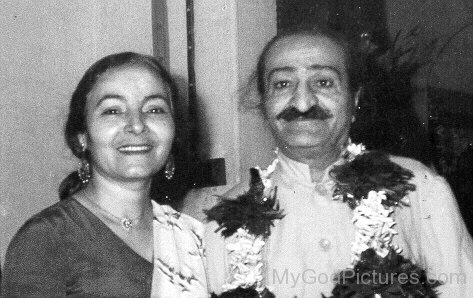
[86,65,173,107]
[98,64,163,82]
[89,65,168,96]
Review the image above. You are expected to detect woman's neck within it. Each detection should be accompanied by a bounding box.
[82,175,152,219]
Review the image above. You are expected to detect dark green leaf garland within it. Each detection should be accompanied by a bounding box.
[205,167,283,298]
[330,150,416,209]
[205,167,285,238]
[210,287,275,298]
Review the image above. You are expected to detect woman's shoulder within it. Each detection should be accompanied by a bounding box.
[12,199,78,238]
[5,199,80,264]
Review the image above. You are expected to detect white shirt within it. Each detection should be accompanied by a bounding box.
[205,152,473,297]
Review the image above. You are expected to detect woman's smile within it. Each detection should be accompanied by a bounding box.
[117,144,153,154]
[83,65,175,182]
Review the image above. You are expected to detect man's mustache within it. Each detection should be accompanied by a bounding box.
[276,106,333,121]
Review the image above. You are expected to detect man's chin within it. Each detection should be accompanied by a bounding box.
[280,132,331,147]
[280,133,345,151]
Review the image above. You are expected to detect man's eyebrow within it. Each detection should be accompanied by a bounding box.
[267,65,342,79]
[267,66,296,79]
[308,64,342,78]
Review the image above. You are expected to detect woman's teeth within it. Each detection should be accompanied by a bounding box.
[118,145,151,152]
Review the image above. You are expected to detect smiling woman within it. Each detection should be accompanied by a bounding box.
[81,64,175,184]
[0,52,208,297]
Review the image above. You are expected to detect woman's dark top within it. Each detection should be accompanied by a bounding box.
[1,198,153,297]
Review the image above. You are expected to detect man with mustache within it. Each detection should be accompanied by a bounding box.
[276,105,333,122]
[205,28,473,297]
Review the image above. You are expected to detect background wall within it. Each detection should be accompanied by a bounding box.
[180,0,277,220]
[0,0,154,262]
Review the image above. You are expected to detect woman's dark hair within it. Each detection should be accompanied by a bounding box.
[255,27,362,99]
[59,52,178,200]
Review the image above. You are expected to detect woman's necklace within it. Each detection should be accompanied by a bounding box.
[83,195,147,232]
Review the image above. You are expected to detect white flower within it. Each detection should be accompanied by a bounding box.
[347,143,366,156]
[223,228,266,291]
[255,158,279,200]
[351,190,399,263]
[345,142,366,161]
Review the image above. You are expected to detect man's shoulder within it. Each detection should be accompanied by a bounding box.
[181,183,250,221]
[203,182,250,233]
[222,181,250,198]
[389,155,437,178]
[387,155,450,192]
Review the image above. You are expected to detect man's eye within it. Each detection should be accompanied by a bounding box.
[316,79,334,88]
[274,81,291,89]
[147,107,166,114]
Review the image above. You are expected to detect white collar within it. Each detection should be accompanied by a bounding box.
[277,150,345,184]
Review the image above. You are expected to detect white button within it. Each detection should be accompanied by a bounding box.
[319,238,331,251]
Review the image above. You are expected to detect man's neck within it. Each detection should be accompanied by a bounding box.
[281,145,342,183]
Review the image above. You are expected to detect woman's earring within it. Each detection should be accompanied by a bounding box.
[164,155,175,180]
[78,144,91,184]
[352,107,359,123]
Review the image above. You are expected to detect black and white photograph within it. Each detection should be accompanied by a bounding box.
[1,1,472,297]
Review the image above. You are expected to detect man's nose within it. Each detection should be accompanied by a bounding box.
[124,111,147,134]
[291,82,318,112]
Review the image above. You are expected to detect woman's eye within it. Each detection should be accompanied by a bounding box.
[102,108,121,115]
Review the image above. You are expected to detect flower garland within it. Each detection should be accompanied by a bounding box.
[206,159,281,298]
[327,144,441,297]
[350,190,401,264]
[334,143,406,264]
[207,143,441,297]
[222,228,265,292]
